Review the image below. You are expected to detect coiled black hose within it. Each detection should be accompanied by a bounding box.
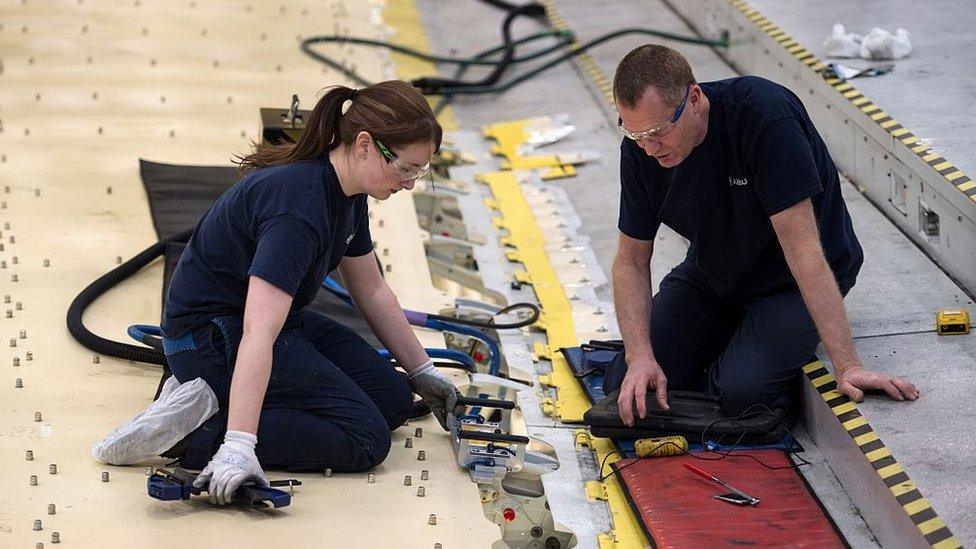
[66,228,192,366]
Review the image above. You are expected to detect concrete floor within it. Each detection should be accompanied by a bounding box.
[748,0,976,182]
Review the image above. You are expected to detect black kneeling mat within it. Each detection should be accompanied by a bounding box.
[583,389,795,444]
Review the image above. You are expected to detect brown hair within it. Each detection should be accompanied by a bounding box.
[613,44,696,109]
[237,80,442,172]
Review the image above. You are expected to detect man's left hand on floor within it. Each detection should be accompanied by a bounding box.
[837,367,919,402]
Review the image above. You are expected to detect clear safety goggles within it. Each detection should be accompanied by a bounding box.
[618,84,692,142]
[375,139,431,181]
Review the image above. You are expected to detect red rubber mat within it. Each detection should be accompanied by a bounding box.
[611,449,847,548]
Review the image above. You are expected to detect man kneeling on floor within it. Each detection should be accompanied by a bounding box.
[604,44,918,426]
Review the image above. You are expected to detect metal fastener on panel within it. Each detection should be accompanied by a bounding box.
[324,468,332,477]
[26,449,33,460]
[421,470,429,481]
[20,329,26,338]
[35,411,42,421]
[428,514,437,525]
[30,475,38,485]
[13,357,20,366]
[11,338,17,347]
[93,355,100,364]
[146,466,153,476]
[417,486,425,497]
[101,471,109,482]
[51,532,60,544]
[405,438,413,448]
[404,475,411,486]
[34,519,42,530]
[15,378,23,388]
[418,450,426,461]
[15,302,22,311]
[26,351,33,361]
[367,473,375,484]
[415,427,423,438]
[49,464,57,474]
[48,504,55,515]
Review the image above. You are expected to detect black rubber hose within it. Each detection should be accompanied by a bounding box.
[477,0,545,16]
[411,3,542,94]
[66,228,193,366]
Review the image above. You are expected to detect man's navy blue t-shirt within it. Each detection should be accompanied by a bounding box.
[161,156,373,338]
[618,76,863,299]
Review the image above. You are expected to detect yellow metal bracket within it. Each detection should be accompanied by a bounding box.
[532,341,552,361]
[585,481,609,501]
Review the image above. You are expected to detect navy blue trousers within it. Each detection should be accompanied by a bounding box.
[604,260,856,415]
[164,309,414,473]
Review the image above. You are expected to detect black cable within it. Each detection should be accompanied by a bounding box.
[425,302,541,329]
[412,3,543,94]
[429,27,728,96]
[477,0,545,16]
[301,30,570,68]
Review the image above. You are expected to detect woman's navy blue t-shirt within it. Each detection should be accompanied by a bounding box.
[618,76,863,299]
[161,156,373,338]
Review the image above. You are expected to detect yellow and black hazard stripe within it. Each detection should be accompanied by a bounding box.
[537,0,615,106]
[729,0,975,205]
[803,362,962,548]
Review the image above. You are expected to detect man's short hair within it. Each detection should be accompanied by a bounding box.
[613,44,697,110]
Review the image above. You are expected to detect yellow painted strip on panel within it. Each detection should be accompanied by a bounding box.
[902,135,920,145]
[383,0,457,130]
[871,112,890,121]
[891,128,910,137]
[933,161,953,171]
[835,83,854,92]
[912,144,930,154]
[922,152,943,162]
[879,119,899,129]
[945,171,965,181]
[476,171,590,422]
[590,436,649,548]
[851,97,870,106]
[956,180,976,192]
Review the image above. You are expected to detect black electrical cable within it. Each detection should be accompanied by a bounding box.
[477,0,546,16]
[411,3,544,94]
[425,302,541,329]
[301,30,571,68]
[426,27,729,96]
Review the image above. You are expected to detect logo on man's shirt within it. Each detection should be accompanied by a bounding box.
[728,176,749,187]
[346,233,355,245]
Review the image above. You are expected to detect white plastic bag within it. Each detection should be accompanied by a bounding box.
[824,23,862,58]
[92,377,218,465]
[860,27,912,60]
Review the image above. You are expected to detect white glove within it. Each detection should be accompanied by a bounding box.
[408,360,462,431]
[192,430,269,505]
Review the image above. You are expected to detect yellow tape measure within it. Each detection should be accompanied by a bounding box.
[635,435,688,458]
[936,309,970,335]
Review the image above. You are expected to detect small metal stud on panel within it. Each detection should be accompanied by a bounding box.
[49,464,57,475]
[418,450,426,461]
[405,438,413,448]
[428,514,437,525]
[33,519,42,531]
[30,475,38,486]
[101,471,110,482]
[366,473,375,484]
[417,486,426,497]
[404,475,412,486]
[421,469,429,481]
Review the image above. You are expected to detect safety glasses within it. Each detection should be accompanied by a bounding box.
[375,139,431,181]
[618,84,692,142]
